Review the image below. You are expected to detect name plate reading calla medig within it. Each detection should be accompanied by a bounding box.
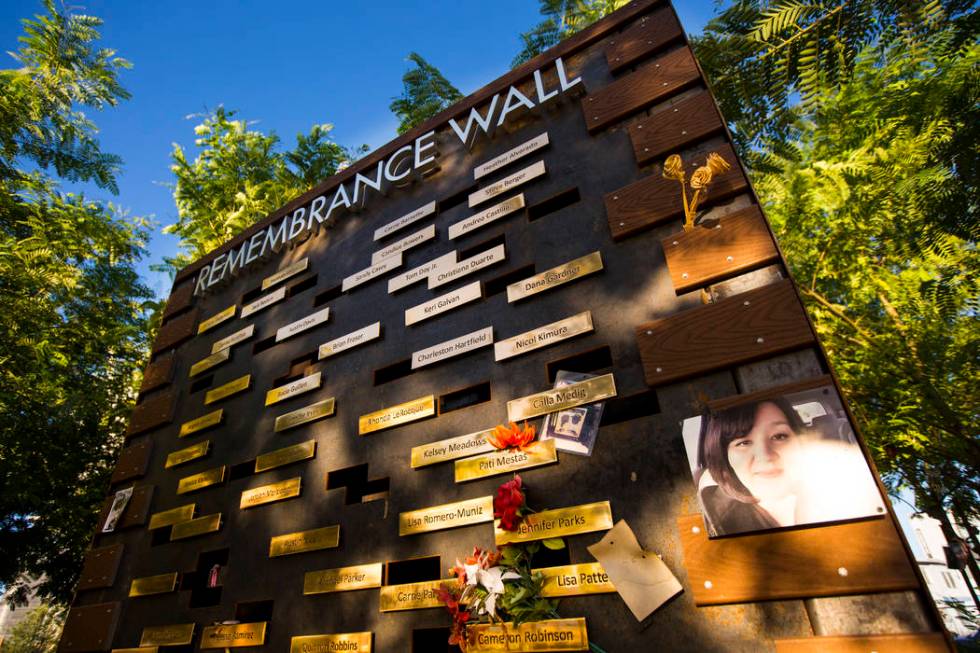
[255,440,316,473]
[507,373,617,422]
[290,632,373,653]
[304,562,383,595]
[411,428,496,468]
[269,524,340,558]
[276,307,330,343]
[405,280,482,326]
[265,371,322,406]
[359,395,436,435]
[170,513,221,541]
[140,624,195,647]
[448,194,525,240]
[371,223,436,265]
[211,324,255,354]
[274,398,336,432]
[240,477,302,509]
[177,466,226,495]
[262,257,308,291]
[129,572,178,597]
[241,285,287,318]
[374,200,436,241]
[468,160,546,207]
[474,132,549,180]
[204,374,251,405]
[319,322,381,360]
[428,244,507,289]
[455,439,558,483]
[388,250,457,293]
[399,495,494,536]
[179,408,223,437]
[495,311,594,362]
[467,618,589,652]
[165,440,210,469]
[198,305,236,335]
[188,348,230,378]
[537,563,615,598]
[507,251,603,303]
[411,327,493,369]
[342,251,403,292]
[380,579,448,612]
[200,622,267,649]
[148,504,195,530]
[495,501,613,546]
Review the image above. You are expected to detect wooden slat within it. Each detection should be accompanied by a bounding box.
[607,142,747,240]
[708,375,834,413]
[161,278,195,320]
[58,601,120,652]
[629,90,725,166]
[605,5,684,72]
[98,485,154,532]
[775,633,949,653]
[138,352,175,396]
[662,205,779,294]
[583,46,701,133]
[678,513,919,605]
[110,439,153,485]
[125,389,175,438]
[635,279,814,385]
[76,544,124,592]
[152,307,198,354]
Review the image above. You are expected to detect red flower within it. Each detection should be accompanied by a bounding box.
[488,421,535,450]
[494,474,526,531]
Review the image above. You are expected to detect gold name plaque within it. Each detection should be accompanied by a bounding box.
[211,324,254,354]
[129,572,178,597]
[342,251,403,292]
[358,395,436,435]
[379,579,448,612]
[468,160,546,207]
[388,251,457,293]
[204,374,251,405]
[178,409,223,437]
[411,326,493,369]
[290,632,373,653]
[148,504,195,530]
[262,257,309,290]
[240,477,302,509]
[537,563,614,598]
[427,244,506,289]
[495,502,613,546]
[455,439,557,483]
[467,618,589,652]
[113,648,159,653]
[241,285,286,318]
[374,199,436,240]
[304,562,383,595]
[449,194,525,240]
[319,322,382,360]
[140,624,195,647]
[506,251,603,303]
[200,622,267,649]
[404,280,482,326]
[176,466,226,495]
[371,223,436,265]
[474,132,549,180]
[399,495,494,536]
[276,307,330,343]
[188,348,230,377]
[165,440,210,469]
[495,312,594,362]
[265,371,322,406]
[507,373,616,422]
[198,305,236,335]
[274,398,336,432]
[269,524,340,558]
[255,440,316,473]
[170,513,221,541]
[410,428,495,468]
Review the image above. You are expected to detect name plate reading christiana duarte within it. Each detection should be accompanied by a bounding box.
[495,501,613,546]
[319,322,381,360]
[304,562,383,595]
[399,495,494,536]
[290,632,373,653]
[379,579,449,612]
[254,440,316,473]
[494,311,594,362]
[200,622,267,649]
[410,428,496,468]
[427,244,506,289]
[358,395,436,435]
[507,373,616,422]
[274,398,336,432]
[265,371,321,406]
[269,524,340,558]
[140,624,195,647]
[466,618,589,652]
[506,251,604,303]
[455,439,558,483]
[240,477,302,509]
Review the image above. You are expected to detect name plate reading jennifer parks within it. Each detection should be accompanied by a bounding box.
[374,200,436,241]
[507,373,616,422]
[200,622,267,649]
[507,251,603,303]
[411,327,493,369]
[189,348,230,377]
[269,524,340,557]
[455,439,557,482]
[274,398,336,432]
[495,502,613,546]
[405,281,482,326]
[358,395,436,435]
[448,195,525,240]
[211,324,254,354]
[537,563,615,598]
[468,618,589,652]
[304,563,383,595]
[342,252,403,292]
[495,312,594,362]
[319,322,381,360]
[179,409,223,437]
[140,624,195,647]
[204,374,251,405]
[428,244,506,289]
[241,285,286,318]
[475,133,549,180]
[276,307,330,342]
[255,440,316,473]
[399,495,494,536]
[198,305,236,335]
[290,632,373,653]
[262,257,308,290]
[411,428,496,468]
[468,160,546,208]
[380,579,448,611]
[371,223,436,265]
[165,440,210,469]
[265,371,322,406]
[240,477,302,509]
[388,251,457,293]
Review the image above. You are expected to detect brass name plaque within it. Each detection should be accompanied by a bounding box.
[399,495,494,536]
[371,223,436,265]
[455,439,558,483]
[240,477,302,509]
[200,622,267,649]
[211,324,255,354]
[113,648,159,653]
[358,395,436,435]
[304,562,383,595]
[428,244,506,289]
[507,373,616,422]
[449,194,525,240]
[495,502,613,546]
[262,257,309,290]
[474,132,549,180]
[495,311,594,362]
[269,524,340,557]
[265,371,322,406]
[241,285,286,318]
[255,440,316,473]
[507,251,604,303]
[411,327,493,369]
[274,398,336,432]
[140,624,195,647]
[165,440,210,469]
[170,513,221,541]
[374,199,436,241]
[388,251,457,293]
[291,632,373,653]
[468,160,546,207]
[276,307,330,342]
[467,618,589,652]
[148,504,195,530]
[189,348,230,378]
[178,409,223,437]
[198,305,236,335]
[342,251,403,292]
[379,579,447,611]
[177,466,226,495]
[204,374,251,405]
[537,563,614,598]
[129,572,178,597]
[411,428,496,468]
[319,322,382,360]
[404,281,482,326]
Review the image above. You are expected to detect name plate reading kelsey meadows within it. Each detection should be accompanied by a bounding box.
[178,408,223,437]
[197,305,236,335]
[319,322,382,360]
[411,429,496,468]
[276,307,330,342]
[507,251,603,303]
[265,372,322,406]
[374,200,436,241]
[379,579,447,611]
[405,280,482,326]
[507,373,616,422]
[262,257,308,290]
[240,477,302,509]
[204,374,251,405]
[448,194,525,240]
[467,618,589,652]
[200,622,267,649]
[129,572,178,597]
[495,502,613,546]
[342,252,403,292]
[290,632,373,653]
[211,324,254,354]
[241,285,287,318]
[495,311,594,362]
[274,398,336,432]
[165,440,210,469]
[411,327,494,369]
[177,466,226,495]
[359,395,436,435]
[468,160,546,207]
[428,244,506,289]
[170,513,221,541]
[255,440,316,473]
[304,562,383,595]
[371,223,436,265]
[188,348,230,378]
[148,504,195,530]
[474,132,549,180]
[455,439,558,482]
[269,524,340,557]
[537,563,615,598]
[140,624,195,647]
[399,495,494,536]
[388,250,457,293]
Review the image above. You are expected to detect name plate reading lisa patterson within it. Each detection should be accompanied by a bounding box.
[448,194,525,240]
[240,477,302,509]
[269,524,340,557]
[342,251,403,292]
[411,428,495,468]
[507,373,616,422]
[276,307,330,343]
[319,322,381,360]
[359,395,436,435]
[274,398,335,432]
[290,632,373,653]
[262,257,308,290]
[304,562,383,595]
[211,324,254,354]
[405,281,482,326]
[370,223,436,265]
[178,408,222,437]
[140,624,195,647]
[265,371,321,406]
[380,579,448,611]
[200,622,267,649]
[411,327,493,370]
[204,374,251,405]
[399,495,494,536]
[198,305,236,335]
[374,200,436,241]
[428,244,506,289]
[468,160,546,208]
[495,312,593,362]
[507,251,604,303]
[455,439,557,483]
[467,618,589,652]
[241,285,287,318]
[495,502,613,546]
[474,133,549,180]
[537,563,615,598]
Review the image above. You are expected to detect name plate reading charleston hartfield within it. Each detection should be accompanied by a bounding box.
[269,524,340,557]
[262,257,308,290]
[204,374,251,405]
[468,160,546,208]
[467,618,589,652]
[495,502,613,546]
[507,251,604,303]
[200,622,267,649]
[165,440,210,469]
[211,324,255,354]
[140,624,195,647]
[290,632,373,653]
[411,429,496,468]
[411,327,494,369]
[374,200,436,241]
[188,348,230,378]
[129,572,178,597]
[428,244,506,289]
[537,563,615,598]
[456,439,558,482]
[276,307,330,342]
[379,579,448,611]
[342,252,403,292]
[178,409,223,437]
[319,322,382,360]
[474,133,549,180]
[170,513,221,541]
[507,373,617,422]
[274,398,336,432]
[255,440,316,473]
[495,312,594,362]
[371,223,436,265]
[388,251,457,293]
[405,281,482,326]
[148,504,195,530]
[399,495,494,536]
[359,395,436,435]
[265,372,322,406]
[198,305,236,335]
[177,466,226,495]
[304,563,384,595]
[449,195,525,240]
[241,285,287,318]
[240,477,302,509]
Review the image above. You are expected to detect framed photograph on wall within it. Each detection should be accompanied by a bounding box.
[540,370,605,456]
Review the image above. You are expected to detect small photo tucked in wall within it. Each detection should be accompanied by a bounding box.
[681,383,886,537]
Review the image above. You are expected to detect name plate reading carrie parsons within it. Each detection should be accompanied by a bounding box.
[399,495,494,536]
[455,439,558,483]
[140,624,195,647]
[449,195,525,240]
[495,312,594,362]
[304,563,383,595]
[276,307,330,342]
[241,285,287,318]
[177,466,226,495]
[265,372,322,406]
[170,513,221,541]
[274,398,336,432]
[405,281,482,326]
[359,395,436,435]
[200,622,267,649]
[211,324,254,354]
[467,618,589,652]
[290,632,373,653]
[255,440,316,473]
[411,428,496,468]
[537,563,615,598]
[474,133,550,180]
[371,223,436,265]
[204,374,251,405]
[380,579,448,611]
[165,440,210,469]
[148,504,195,530]
[179,409,223,437]
[428,244,506,289]
[129,572,178,597]
[262,257,308,291]
[240,477,302,509]
[188,348,230,378]
[468,160,546,208]
[388,251,457,293]
[411,327,493,370]
[269,524,340,558]
[374,200,436,241]
[507,251,604,303]
[319,322,381,360]
[342,252,403,292]
[198,305,236,335]
[495,502,613,546]
[507,373,617,422]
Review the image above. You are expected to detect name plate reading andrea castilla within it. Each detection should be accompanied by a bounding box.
[197,305,236,335]
[265,371,322,406]
[319,322,381,360]
[240,477,302,509]
[411,327,493,370]
[537,563,615,598]
[200,622,267,649]
[380,579,449,611]
[255,440,316,473]
[170,513,221,541]
[374,199,436,241]
[411,428,496,468]
[358,395,436,435]
[177,466,226,495]
[388,250,457,293]
[507,251,604,303]
[495,312,594,362]
[129,572,178,597]
[399,495,494,536]
[467,618,589,652]
[468,160,546,208]
[495,502,613,546]
[428,244,507,289]
[507,373,616,422]
[304,562,383,595]
[269,524,340,557]
[241,285,286,318]
[474,132,550,180]
[165,440,210,469]
[140,624,195,647]
[455,439,558,483]
[188,348,230,378]
[276,307,330,343]
[178,408,223,437]
[448,194,525,240]
[290,632,373,653]
[204,374,251,405]
[210,324,254,354]
[148,504,195,530]
[342,251,403,292]
[262,257,308,291]
[371,223,436,265]
[405,281,482,326]
[274,398,336,432]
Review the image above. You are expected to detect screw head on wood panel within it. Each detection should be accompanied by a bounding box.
[692,526,700,534]
[656,63,660,68]
[743,300,751,306]
[644,147,649,152]
[655,367,663,372]
[662,82,668,86]
[637,124,643,129]
[672,241,678,246]
[593,116,598,120]
[681,273,688,279]
[726,256,734,262]
[619,222,625,227]
[756,337,765,344]
[704,580,713,589]
[837,567,849,577]
[613,195,619,200]
[615,57,620,61]
[646,330,653,335]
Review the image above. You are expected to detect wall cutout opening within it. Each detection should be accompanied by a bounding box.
[413,628,460,653]
[386,556,441,585]
[373,359,413,386]
[189,375,214,395]
[228,460,255,482]
[241,285,263,305]
[314,284,343,307]
[274,351,317,387]
[252,335,277,356]
[546,345,613,383]
[287,273,318,298]
[527,186,580,222]
[438,184,478,214]
[530,541,571,569]
[235,599,274,622]
[187,548,229,608]
[439,381,491,414]
[458,233,506,261]
[485,264,535,297]
[600,389,660,426]
[326,463,390,505]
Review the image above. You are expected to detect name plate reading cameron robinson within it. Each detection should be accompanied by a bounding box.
[140,624,195,647]
[304,562,383,595]
[374,199,436,241]
[428,244,506,289]
[200,622,267,649]
[198,305,236,335]
[211,324,254,354]
[507,373,616,422]
[262,257,308,290]
[290,632,373,653]
[342,252,403,292]
[399,495,494,536]
[265,371,322,406]
[448,194,525,240]
[274,398,336,432]
[495,502,613,546]
[388,251,457,293]
[495,312,594,362]
[319,322,381,360]
[411,327,493,369]
[177,466,226,495]
[188,348,230,378]
[405,281,482,326]
[165,440,210,469]
[411,428,496,468]
[255,440,316,473]
[371,223,436,265]
[507,251,603,303]
[276,307,330,342]
[455,439,558,483]
[241,285,286,318]
[269,524,340,557]
[129,572,178,597]
[148,504,195,530]
[204,374,251,405]
[240,477,302,509]
[467,618,589,652]
[178,408,223,437]
[474,132,549,180]
[380,579,448,611]
[358,395,436,435]
[537,563,615,598]
[468,160,546,208]
[170,513,221,541]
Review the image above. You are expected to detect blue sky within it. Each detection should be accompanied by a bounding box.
[1,1,717,299]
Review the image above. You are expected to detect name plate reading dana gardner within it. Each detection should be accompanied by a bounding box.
[211,324,255,354]
[537,563,615,598]
[262,257,308,290]
[140,624,195,647]
[241,285,287,318]
[359,395,436,435]
[468,160,546,208]
[448,194,525,240]
[170,513,221,541]
[380,579,448,611]
[269,524,340,557]
[255,440,316,473]
[507,251,604,303]
[178,409,223,437]
[177,466,226,495]
[319,322,382,360]
[197,305,236,335]
[405,280,482,326]
[148,504,195,530]
[200,622,267,649]
[204,374,251,405]
[342,251,403,292]
[399,495,494,536]
[240,477,302,509]
[495,311,594,362]
[129,572,178,597]
[304,562,383,595]
[374,199,436,241]
[495,502,613,546]
[474,132,549,180]
[411,326,493,369]
[467,618,589,652]
[290,632,373,653]
[274,398,336,432]
[411,428,496,468]
[165,440,210,469]
[265,371,321,406]
[455,439,557,483]
[507,373,616,422]
[276,307,330,342]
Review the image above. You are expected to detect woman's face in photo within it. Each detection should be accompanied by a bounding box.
[726,402,800,501]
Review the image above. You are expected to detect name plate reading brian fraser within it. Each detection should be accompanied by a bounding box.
[379,579,447,611]
[411,428,496,468]
[275,307,330,342]
[358,395,436,435]
[241,285,286,318]
[318,322,381,360]
[428,244,506,289]
[405,281,482,326]
[507,251,603,303]
[467,618,589,652]
[342,252,403,292]
[262,257,308,290]
[388,251,457,293]
[265,372,322,406]
[374,200,436,241]
[371,223,436,265]
[507,373,616,422]
[240,477,302,509]
[274,398,336,432]
[304,563,383,595]
[200,622,267,649]
[495,311,594,361]
[211,324,254,354]
[455,439,557,482]
[269,524,340,557]
[399,495,494,536]
[290,632,373,653]
[448,194,525,240]
[411,327,493,369]
[495,502,613,546]
[468,160,546,207]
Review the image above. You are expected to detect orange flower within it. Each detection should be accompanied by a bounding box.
[488,421,535,450]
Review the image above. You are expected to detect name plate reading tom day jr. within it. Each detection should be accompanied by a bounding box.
[428,244,506,289]
[178,409,223,437]
[468,160,546,207]
[211,324,254,354]
[537,563,615,598]
[129,572,178,597]
[200,622,267,649]
[204,374,251,405]
[177,466,226,495]
[342,251,403,292]
[240,477,302,509]
[448,194,525,240]
[276,307,330,342]
[411,428,496,468]
[388,251,457,293]
[495,502,613,546]
[411,327,493,369]
[262,257,308,290]
[467,618,589,652]
[399,495,494,536]
[269,524,340,558]
[371,223,436,265]
[455,439,558,482]
[290,632,373,653]
[188,348,230,378]
[148,504,195,530]
[304,563,383,595]
[265,372,322,406]
[474,132,549,180]
[495,311,594,362]
[241,286,286,318]
[507,251,604,303]
[170,513,221,541]
[254,440,316,473]
[319,322,382,360]
[274,398,336,432]
[197,305,236,335]
[359,395,436,435]
[374,200,436,241]
[379,579,447,611]
[405,281,482,326]
[140,624,195,647]
[507,373,617,422]
[165,440,210,469]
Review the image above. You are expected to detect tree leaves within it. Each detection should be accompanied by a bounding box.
[389,53,463,135]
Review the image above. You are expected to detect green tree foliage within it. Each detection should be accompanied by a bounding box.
[389,52,462,135]
[0,1,152,605]
[2,603,65,653]
[512,0,629,67]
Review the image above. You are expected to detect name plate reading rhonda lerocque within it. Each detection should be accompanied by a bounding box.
[274,398,336,432]
[165,440,210,469]
[468,160,546,208]
[399,495,494,536]
[170,513,221,541]
[304,563,383,595]
[276,307,330,342]
[200,622,267,649]
[265,371,322,406]
[204,374,251,405]
[129,572,178,597]
[177,466,226,495]
[405,281,482,326]
[507,251,603,303]
[507,373,616,422]
[388,251,457,293]
[467,618,589,652]
[380,579,447,611]
[449,194,525,241]
[241,285,286,318]
[428,244,506,289]
[537,563,615,598]
[371,223,436,265]
[319,322,381,360]
[148,504,195,530]
[342,252,403,292]
[262,257,308,290]
[240,477,302,509]
[269,524,340,557]
[179,409,223,437]
[198,305,236,335]
[189,348,230,378]
[290,632,373,653]
[140,624,195,647]
[255,440,316,473]
[211,324,254,354]
[495,502,613,546]
[411,428,496,468]
[455,439,558,482]
[474,132,549,180]
[374,200,436,241]
[495,311,594,362]
[411,327,493,369]
[358,395,436,435]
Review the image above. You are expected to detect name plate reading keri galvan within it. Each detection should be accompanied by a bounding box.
[468,160,546,207]
[269,524,340,558]
[537,563,615,598]
[275,307,330,342]
[197,305,236,335]
[165,440,210,469]
[428,244,506,289]
[204,374,251,405]
[399,495,494,536]
[495,501,613,546]
[411,327,493,369]
[495,312,594,361]
[507,373,617,422]
[371,223,436,265]
[374,200,436,241]
[254,440,316,473]
[448,194,525,240]
[129,572,178,597]
[241,285,286,318]
[265,372,322,406]
[405,281,482,326]
[467,618,589,652]
[290,632,373,653]
[170,513,221,541]
[179,409,223,437]
[140,624,195,647]
[380,579,447,611]
[455,439,558,482]
[188,348,230,378]
[274,398,336,432]
[388,251,457,293]
[411,428,496,468]
[475,133,550,180]
[200,622,267,649]
[318,322,381,360]
[148,504,195,530]
[342,252,403,292]
[211,324,254,354]
[262,257,308,290]
[507,251,603,303]
[304,562,383,595]
[358,395,436,435]
[240,477,302,509]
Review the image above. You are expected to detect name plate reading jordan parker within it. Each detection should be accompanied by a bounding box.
[262,257,308,290]
[319,322,381,360]
[200,622,267,649]
[405,281,482,326]
[255,440,316,473]
[211,324,254,354]
[455,439,558,482]
[371,223,436,265]
[304,563,384,595]
[140,624,195,647]
[265,372,322,406]
[380,579,448,611]
[241,285,287,318]
[507,373,616,422]
[495,502,613,546]
[411,428,496,468]
[165,440,210,469]
[411,327,494,369]
[290,632,373,653]
[198,305,236,335]
[177,466,226,495]
[448,194,525,240]
[269,524,340,557]
[428,244,506,289]
[240,477,302,509]
[276,307,330,342]
[204,374,251,405]
[399,495,494,536]
[129,572,178,597]
[178,409,223,437]
[467,618,589,652]
[468,160,546,207]
[170,513,221,541]
[359,395,436,435]
[388,250,457,293]
[374,200,436,241]
[148,504,195,530]
[495,312,594,362]
[537,563,615,598]
[274,398,336,432]
[188,348,230,378]
[507,251,604,303]
[342,252,403,292]
[474,132,549,180]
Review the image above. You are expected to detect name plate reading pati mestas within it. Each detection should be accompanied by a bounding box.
[241,285,286,318]
[179,409,223,437]
[507,251,603,303]
[399,495,494,536]
[140,624,195,647]
[170,513,221,541]
[269,524,340,557]
[358,395,436,435]
[388,251,457,293]
[468,160,546,208]
[276,307,330,342]
[380,579,447,612]
[467,618,589,652]
[148,504,195,530]
[411,428,496,468]
[188,348,230,378]
[129,572,178,597]
[165,440,210,469]
[200,622,267,649]
[537,563,615,598]
[211,324,254,354]
[495,311,594,361]
[342,251,403,292]
[474,133,549,180]
[411,326,494,370]
[265,371,321,406]
[371,223,436,265]
[290,633,373,653]
[455,439,558,482]
[374,200,436,241]
[240,477,302,509]
[177,466,226,495]
[495,502,613,546]
[274,398,336,432]
[448,194,525,240]
[255,440,316,473]
[318,322,381,360]
[405,280,482,326]
[507,373,617,422]
[262,257,308,290]
[304,562,383,595]
[204,374,251,405]
[197,305,236,335]
[428,244,506,289]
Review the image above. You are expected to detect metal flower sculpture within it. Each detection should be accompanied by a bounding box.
[662,152,732,230]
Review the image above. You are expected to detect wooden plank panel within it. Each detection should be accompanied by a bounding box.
[76,544,124,592]
[125,389,175,438]
[605,5,683,72]
[138,352,174,396]
[775,633,948,653]
[629,90,725,166]
[636,279,814,385]
[59,601,120,652]
[584,46,700,133]
[678,513,919,605]
[98,485,154,532]
[110,439,152,485]
[662,205,779,294]
[161,278,195,320]
[152,307,198,355]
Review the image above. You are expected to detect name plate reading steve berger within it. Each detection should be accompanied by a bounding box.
[304,563,383,595]
[507,251,603,303]
[449,194,525,240]
[178,409,223,437]
[140,624,195,647]
[467,618,589,652]
[389,250,457,293]
[241,285,286,318]
[319,322,382,360]
[405,281,482,326]
[495,311,594,362]
[165,440,210,469]
[274,398,336,432]
[200,622,267,649]
[428,244,506,289]
[197,305,236,335]
[495,502,613,546]
[374,200,436,241]
[342,252,403,292]
[269,524,340,558]
[262,257,308,290]
[399,495,494,536]
[290,633,373,653]
[276,307,330,342]
[254,440,316,473]
[211,324,254,354]
[507,373,616,422]
[468,160,546,207]
[204,374,251,405]
[265,372,321,406]
[380,579,448,611]
[411,428,496,468]
[240,477,302,509]
[371,223,436,265]
[411,327,493,369]
[474,133,549,180]
[359,395,436,435]
[537,563,615,598]
[455,439,557,482]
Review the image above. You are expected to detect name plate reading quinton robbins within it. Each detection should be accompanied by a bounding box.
[275,307,330,343]
[262,257,308,291]
[411,327,494,370]
[467,618,589,652]
[405,281,482,326]
[241,285,287,318]
[179,409,223,437]
[319,322,381,360]
[140,624,195,647]
[304,562,383,595]
[537,563,615,598]
[269,524,340,557]
[240,477,302,509]
[474,132,549,180]
[468,160,546,208]
[507,373,617,422]
[170,513,221,541]
[411,428,496,468]
[448,194,525,240]
[165,440,210,469]
[290,632,373,653]
[129,572,178,597]
[204,374,251,405]
[265,371,322,406]
[274,398,336,432]
[358,395,436,435]
[198,305,236,335]
[507,251,604,303]
[200,622,267,649]
[428,244,506,289]
[374,199,436,241]
[495,501,613,546]
[399,495,494,536]
[455,439,558,483]
[188,348,230,378]
[371,223,436,265]
[388,251,457,293]
[495,311,594,362]
[254,440,316,473]
[380,579,448,611]
[211,324,255,354]
[342,252,403,292]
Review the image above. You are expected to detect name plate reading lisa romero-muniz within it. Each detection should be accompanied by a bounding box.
[129,572,178,597]
[255,440,316,473]
[399,495,494,536]
[342,251,403,292]
[495,502,613,546]
[467,618,589,652]
[240,477,302,509]
[537,563,615,598]
[188,348,230,377]
[200,622,267,649]
[262,257,308,290]
[304,562,383,595]
[448,194,525,240]
[495,311,594,362]
[389,251,457,293]
[148,504,195,530]
[359,395,436,435]
[177,466,225,495]
[411,428,496,468]
[468,160,546,208]
[290,632,373,653]
[412,327,493,369]
[371,223,436,265]
[455,439,557,483]
[140,624,195,647]
[178,408,223,437]
[241,285,286,318]
[380,579,447,611]
[265,371,321,406]
[276,307,330,342]
[274,398,336,432]
[405,280,482,326]
[170,513,221,541]
[165,440,209,469]
[374,199,436,241]
[211,324,254,354]
[507,251,603,303]
[204,374,251,405]
[474,132,549,180]
[197,305,236,335]
[269,524,340,557]
[428,244,506,289]
[507,373,616,422]
[319,322,382,360]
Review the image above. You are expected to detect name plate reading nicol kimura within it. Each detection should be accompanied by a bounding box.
[178,409,223,437]
[428,244,506,289]
[388,250,457,293]
[204,374,251,405]
[274,398,336,432]
[468,160,546,207]
[495,312,594,362]
[411,428,496,468]
[262,257,308,290]
[474,132,549,180]
[211,324,254,354]
[177,466,226,495]
[359,395,436,435]
[290,632,373,653]
[319,322,381,360]
[455,439,558,482]
[165,440,210,469]
[276,307,330,342]
[374,200,436,241]
[467,618,589,652]
[269,524,340,557]
[197,305,236,335]
[405,281,482,326]
[537,563,615,598]
[148,504,195,530]
[255,440,316,473]
[170,513,221,541]
[241,285,287,318]
[240,477,302,509]
[129,572,178,597]
[342,251,403,292]
[399,495,494,536]
[304,563,383,595]
[188,348,230,378]
[507,251,604,303]
[140,624,195,647]
[265,372,322,406]
[200,622,267,649]
[380,579,447,612]
[448,194,525,240]
[371,223,436,265]
[495,501,613,546]
[507,373,617,422]
[411,327,493,369]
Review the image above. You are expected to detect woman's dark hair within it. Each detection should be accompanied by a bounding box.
[696,397,804,503]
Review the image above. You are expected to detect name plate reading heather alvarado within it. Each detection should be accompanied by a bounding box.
[467,618,589,652]
[474,133,550,180]
[371,223,436,265]
[507,251,604,303]
[129,572,178,597]
[374,200,436,241]
[358,395,436,435]
[177,466,226,495]
[262,257,308,290]
[495,312,594,362]
[290,632,373,653]
[148,504,195,530]
[204,374,251,405]
[241,285,287,318]
[198,305,236,335]
[411,428,496,468]
[495,502,613,546]
[318,322,381,360]
[179,409,223,437]
[448,194,526,240]
[304,562,383,595]
[255,440,316,473]
[276,307,330,342]
[537,563,615,598]
[380,579,448,611]
[240,477,302,509]
[269,524,340,557]
[428,244,506,289]
[411,327,494,369]
[211,324,255,354]
[405,281,482,326]
[274,398,336,432]
[388,251,457,293]
[455,439,558,482]
[468,160,546,208]
[140,624,195,647]
[188,348,230,377]
[507,373,617,422]
[399,495,494,536]
[200,622,267,649]
[170,513,221,541]
[165,440,210,469]
[342,252,403,292]
[265,372,322,406]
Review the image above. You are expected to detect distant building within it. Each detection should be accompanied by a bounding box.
[909,513,978,637]
[0,583,43,637]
